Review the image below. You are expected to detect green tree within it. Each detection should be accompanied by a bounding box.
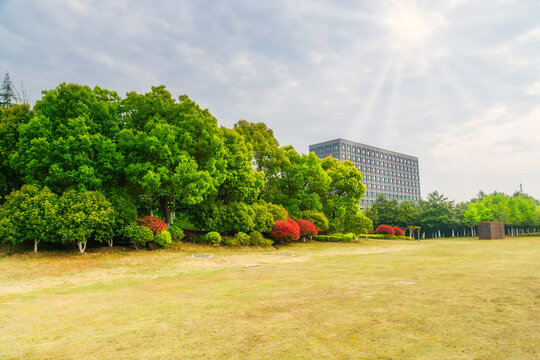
[233,120,288,184]
[11,83,124,193]
[0,104,32,201]
[0,185,58,252]
[417,191,455,237]
[365,195,400,228]
[57,190,115,253]
[263,146,331,217]
[320,157,366,230]
[0,72,18,109]
[119,86,227,225]
[343,211,373,239]
[216,127,264,203]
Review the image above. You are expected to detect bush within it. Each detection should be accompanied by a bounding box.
[235,232,251,246]
[154,230,172,248]
[259,238,274,247]
[249,231,265,246]
[106,191,137,241]
[205,231,222,246]
[393,227,405,236]
[301,210,329,231]
[168,225,185,242]
[124,224,154,250]
[251,202,276,234]
[221,236,240,247]
[313,233,355,242]
[296,219,318,238]
[137,216,167,235]
[375,224,394,235]
[271,219,300,242]
[216,202,255,233]
[265,202,288,222]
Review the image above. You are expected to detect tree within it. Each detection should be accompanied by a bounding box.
[365,195,400,228]
[233,120,288,185]
[11,83,124,193]
[0,104,32,201]
[417,191,455,237]
[0,185,58,252]
[57,190,115,253]
[343,212,373,239]
[0,72,18,109]
[264,146,331,217]
[119,86,227,225]
[320,157,366,230]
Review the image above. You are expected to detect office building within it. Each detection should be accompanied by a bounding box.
[309,138,421,207]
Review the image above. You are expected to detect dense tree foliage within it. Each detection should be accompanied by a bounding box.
[0,104,32,200]
[1,81,538,252]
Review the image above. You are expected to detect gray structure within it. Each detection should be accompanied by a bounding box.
[309,138,421,207]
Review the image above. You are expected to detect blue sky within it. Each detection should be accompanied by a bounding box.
[1,0,539,202]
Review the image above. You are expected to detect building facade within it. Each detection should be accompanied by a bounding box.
[309,138,421,207]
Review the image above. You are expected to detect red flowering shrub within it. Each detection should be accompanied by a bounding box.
[286,217,300,235]
[137,216,167,235]
[393,227,404,236]
[375,224,394,235]
[271,219,300,242]
[296,219,318,237]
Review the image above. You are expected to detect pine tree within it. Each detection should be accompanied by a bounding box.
[1,72,18,108]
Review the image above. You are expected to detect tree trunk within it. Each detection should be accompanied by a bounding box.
[77,240,87,253]
[160,196,171,226]
[108,239,113,247]
[34,239,40,253]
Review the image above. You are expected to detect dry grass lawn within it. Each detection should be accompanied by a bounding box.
[0,237,539,359]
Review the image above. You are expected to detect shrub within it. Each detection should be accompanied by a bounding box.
[265,202,288,222]
[393,227,405,236]
[259,238,274,247]
[124,224,154,250]
[216,202,255,233]
[249,231,265,246]
[205,231,222,246]
[168,225,185,242]
[235,232,251,246]
[287,217,300,235]
[154,230,172,248]
[271,219,300,242]
[251,202,276,234]
[313,233,355,242]
[137,216,167,235]
[301,210,329,231]
[221,236,240,247]
[296,219,318,238]
[106,191,137,242]
[375,224,395,235]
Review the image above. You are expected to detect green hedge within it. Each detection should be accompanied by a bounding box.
[313,233,413,242]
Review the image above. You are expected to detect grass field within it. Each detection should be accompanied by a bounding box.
[1,237,539,359]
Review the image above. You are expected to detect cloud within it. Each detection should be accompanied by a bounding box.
[1,0,539,201]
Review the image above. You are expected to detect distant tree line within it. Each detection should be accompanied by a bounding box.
[365,191,540,238]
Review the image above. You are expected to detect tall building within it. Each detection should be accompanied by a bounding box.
[309,138,421,207]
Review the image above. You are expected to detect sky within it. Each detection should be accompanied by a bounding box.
[1,0,539,202]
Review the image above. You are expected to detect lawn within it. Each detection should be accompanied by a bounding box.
[0,237,539,359]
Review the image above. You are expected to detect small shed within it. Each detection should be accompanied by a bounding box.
[478,222,505,240]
